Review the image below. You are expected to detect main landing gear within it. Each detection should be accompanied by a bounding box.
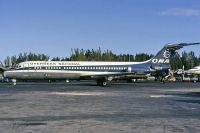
[97,80,107,86]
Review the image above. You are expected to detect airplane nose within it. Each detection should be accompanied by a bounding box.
[3,71,17,79]
[3,71,7,77]
[3,71,11,78]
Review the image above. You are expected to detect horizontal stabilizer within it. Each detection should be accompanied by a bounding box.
[166,43,200,50]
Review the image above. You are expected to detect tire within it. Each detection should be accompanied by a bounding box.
[102,81,107,86]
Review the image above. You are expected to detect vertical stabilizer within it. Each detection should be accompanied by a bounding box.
[148,43,200,66]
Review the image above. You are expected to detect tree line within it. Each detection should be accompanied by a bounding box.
[2,48,200,70]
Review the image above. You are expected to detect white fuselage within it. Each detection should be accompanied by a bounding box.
[186,66,200,75]
[3,61,148,80]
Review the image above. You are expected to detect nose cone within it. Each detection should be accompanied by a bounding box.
[3,71,8,78]
[3,71,13,78]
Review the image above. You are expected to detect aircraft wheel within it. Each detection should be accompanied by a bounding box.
[97,79,107,86]
[12,79,17,85]
[102,81,107,86]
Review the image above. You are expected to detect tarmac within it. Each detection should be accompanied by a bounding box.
[0,81,200,133]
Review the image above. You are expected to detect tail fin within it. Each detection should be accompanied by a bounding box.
[146,43,200,79]
[148,43,200,65]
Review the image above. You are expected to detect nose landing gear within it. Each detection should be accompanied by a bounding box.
[11,79,17,85]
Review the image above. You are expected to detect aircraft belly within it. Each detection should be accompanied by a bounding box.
[4,71,81,80]
[4,70,123,80]
[45,72,80,79]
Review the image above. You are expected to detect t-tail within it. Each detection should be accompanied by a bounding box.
[148,43,200,66]
[145,43,200,79]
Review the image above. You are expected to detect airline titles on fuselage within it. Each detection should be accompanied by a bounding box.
[28,62,81,66]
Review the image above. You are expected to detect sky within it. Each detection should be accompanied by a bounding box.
[0,0,200,61]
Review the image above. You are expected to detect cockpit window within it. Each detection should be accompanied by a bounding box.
[15,64,20,69]
[17,65,22,68]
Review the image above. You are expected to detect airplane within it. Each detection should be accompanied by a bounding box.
[176,65,200,82]
[185,66,200,75]
[0,43,199,86]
